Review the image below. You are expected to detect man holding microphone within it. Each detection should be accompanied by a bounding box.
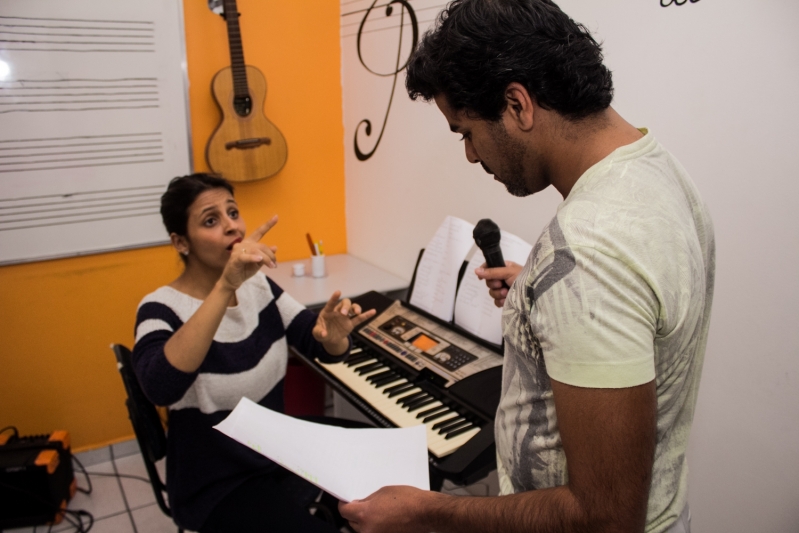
[339,1,714,532]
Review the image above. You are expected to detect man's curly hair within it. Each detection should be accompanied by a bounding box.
[406,0,614,122]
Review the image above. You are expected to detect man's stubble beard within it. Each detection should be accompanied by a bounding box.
[490,122,534,198]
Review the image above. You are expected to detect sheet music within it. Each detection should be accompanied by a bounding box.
[215,398,430,503]
[454,230,533,345]
[409,216,475,322]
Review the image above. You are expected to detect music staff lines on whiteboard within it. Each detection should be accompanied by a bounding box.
[0,146,162,159]
[0,159,164,174]
[0,210,161,232]
[2,191,162,210]
[0,132,161,143]
[0,132,163,173]
[0,184,163,232]
[0,151,164,168]
[3,204,159,225]
[0,15,154,53]
[0,77,160,113]
[0,30,154,39]
[0,98,158,105]
[0,140,159,151]
[0,15,153,25]
[0,92,157,97]
[4,198,158,219]
[0,184,163,203]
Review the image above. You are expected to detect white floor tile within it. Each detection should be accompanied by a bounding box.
[114,453,157,509]
[51,461,126,532]
[73,446,111,468]
[87,512,135,533]
[131,503,180,533]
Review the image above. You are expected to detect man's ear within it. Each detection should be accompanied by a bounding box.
[170,233,189,256]
[503,82,535,132]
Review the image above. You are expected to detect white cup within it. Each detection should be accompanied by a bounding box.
[292,263,305,277]
[311,255,326,278]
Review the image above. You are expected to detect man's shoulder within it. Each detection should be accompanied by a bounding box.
[556,140,702,254]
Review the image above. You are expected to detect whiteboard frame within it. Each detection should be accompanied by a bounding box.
[0,0,194,266]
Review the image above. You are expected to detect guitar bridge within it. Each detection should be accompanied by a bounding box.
[225,137,272,150]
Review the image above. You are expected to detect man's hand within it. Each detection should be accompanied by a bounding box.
[339,379,657,533]
[475,261,523,307]
[313,290,376,355]
[338,486,442,533]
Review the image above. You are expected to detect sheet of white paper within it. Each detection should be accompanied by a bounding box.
[409,216,476,322]
[454,230,533,345]
[214,397,430,502]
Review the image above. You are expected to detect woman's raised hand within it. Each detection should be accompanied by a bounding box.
[220,215,279,291]
[313,291,377,356]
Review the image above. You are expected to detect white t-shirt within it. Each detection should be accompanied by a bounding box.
[495,130,715,533]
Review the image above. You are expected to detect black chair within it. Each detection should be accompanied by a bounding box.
[111,344,183,533]
[112,344,364,531]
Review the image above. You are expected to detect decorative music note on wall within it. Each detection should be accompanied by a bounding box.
[353,0,418,162]
[661,0,700,7]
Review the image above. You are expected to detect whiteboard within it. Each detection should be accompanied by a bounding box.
[0,0,192,265]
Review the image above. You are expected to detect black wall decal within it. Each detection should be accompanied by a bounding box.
[661,0,701,6]
[353,1,418,162]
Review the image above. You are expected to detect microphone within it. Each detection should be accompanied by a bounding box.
[473,218,508,288]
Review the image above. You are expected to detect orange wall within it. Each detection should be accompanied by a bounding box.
[0,0,346,451]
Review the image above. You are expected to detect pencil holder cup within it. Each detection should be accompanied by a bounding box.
[311,255,326,278]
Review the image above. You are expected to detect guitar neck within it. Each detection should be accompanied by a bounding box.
[223,0,249,98]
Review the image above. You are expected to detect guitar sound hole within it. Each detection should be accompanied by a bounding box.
[234,95,252,117]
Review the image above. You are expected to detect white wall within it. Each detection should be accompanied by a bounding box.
[340,1,799,531]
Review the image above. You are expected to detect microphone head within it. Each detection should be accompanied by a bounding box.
[473,218,501,248]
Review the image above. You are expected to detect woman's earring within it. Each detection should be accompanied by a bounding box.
[181,250,189,256]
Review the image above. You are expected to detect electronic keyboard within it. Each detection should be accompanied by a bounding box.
[294,291,503,487]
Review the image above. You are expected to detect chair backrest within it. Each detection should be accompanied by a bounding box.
[111,344,172,519]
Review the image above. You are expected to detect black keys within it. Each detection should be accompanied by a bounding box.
[366,370,393,383]
[398,391,427,407]
[355,362,384,375]
[444,423,477,439]
[386,383,415,397]
[432,415,462,431]
[373,374,402,387]
[417,405,448,419]
[437,417,468,433]
[406,397,437,412]
[345,353,373,366]
[423,409,452,423]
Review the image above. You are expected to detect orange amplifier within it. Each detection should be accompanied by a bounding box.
[0,429,77,529]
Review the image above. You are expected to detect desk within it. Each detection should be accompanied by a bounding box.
[263,253,409,308]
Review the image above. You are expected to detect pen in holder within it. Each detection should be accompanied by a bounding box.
[311,254,326,278]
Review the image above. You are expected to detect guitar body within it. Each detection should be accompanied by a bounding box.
[206,65,287,182]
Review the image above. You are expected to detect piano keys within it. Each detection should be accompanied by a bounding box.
[320,344,482,458]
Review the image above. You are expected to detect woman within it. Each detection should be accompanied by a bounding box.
[132,173,374,532]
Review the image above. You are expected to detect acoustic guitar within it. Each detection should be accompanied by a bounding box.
[206,0,287,181]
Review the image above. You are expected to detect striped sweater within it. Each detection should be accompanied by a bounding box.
[132,274,344,530]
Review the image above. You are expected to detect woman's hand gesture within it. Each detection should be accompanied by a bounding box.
[313,291,376,356]
[220,215,279,291]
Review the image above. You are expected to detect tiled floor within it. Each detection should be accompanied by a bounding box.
[4,433,497,533]
[5,440,183,533]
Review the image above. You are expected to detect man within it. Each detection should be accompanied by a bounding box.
[339,1,714,532]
